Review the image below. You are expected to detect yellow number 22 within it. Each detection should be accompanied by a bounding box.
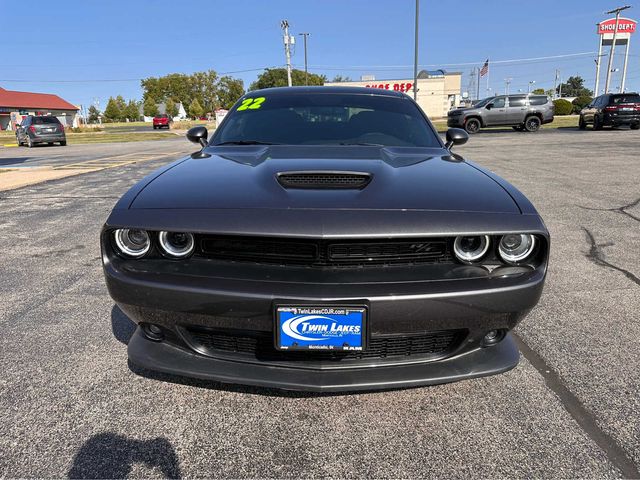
[237,97,266,111]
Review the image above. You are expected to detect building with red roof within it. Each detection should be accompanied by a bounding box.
[0,87,79,130]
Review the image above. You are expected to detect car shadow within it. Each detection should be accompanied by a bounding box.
[111,305,136,345]
[67,432,182,479]
[0,157,30,166]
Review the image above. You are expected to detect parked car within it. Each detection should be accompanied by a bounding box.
[153,114,172,129]
[579,93,640,130]
[448,94,554,134]
[102,86,549,392]
[16,115,66,147]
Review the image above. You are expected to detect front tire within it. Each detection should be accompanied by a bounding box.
[60,140,67,146]
[578,116,586,130]
[524,116,541,132]
[630,123,640,130]
[27,137,34,148]
[593,115,603,130]
[464,118,481,134]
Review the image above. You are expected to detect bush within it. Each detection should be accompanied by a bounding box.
[553,99,573,115]
[69,126,103,133]
[572,95,592,114]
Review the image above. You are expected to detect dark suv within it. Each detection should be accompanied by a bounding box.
[448,94,554,134]
[16,115,67,147]
[579,93,640,130]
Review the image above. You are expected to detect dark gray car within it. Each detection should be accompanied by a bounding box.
[16,115,67,147]
[448,94,555,134]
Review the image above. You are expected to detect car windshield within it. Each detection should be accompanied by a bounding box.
[33,117,60,125]
[611,94,640,104]
[156,114,168,118]
[212,92,441,147]
[472,97,494,108]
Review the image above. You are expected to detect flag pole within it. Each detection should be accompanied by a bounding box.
[476,67,480,101]
[486,59,490,97]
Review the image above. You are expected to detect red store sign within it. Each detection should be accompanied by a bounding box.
[597,18,637,35]
[365,82,413,92]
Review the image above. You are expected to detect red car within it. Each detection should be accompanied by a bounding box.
[153,114,172,129]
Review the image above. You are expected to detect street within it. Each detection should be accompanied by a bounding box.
[0,130,639,477]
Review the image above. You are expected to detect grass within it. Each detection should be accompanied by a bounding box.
[0,130,176,145]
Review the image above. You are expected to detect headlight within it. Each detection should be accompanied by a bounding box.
[498,234,536,264]
[114,228,150,258]
[453,235,490,262]
[158,231,195,258]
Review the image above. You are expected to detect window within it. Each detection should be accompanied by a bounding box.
[610,94,640,104]
[508,96,526,107]
[213,93,441,147]
[529,96,548,106]
[33,116,61,125]
[491,98,505,108]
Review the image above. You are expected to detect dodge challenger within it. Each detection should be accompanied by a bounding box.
[101,86,549,392]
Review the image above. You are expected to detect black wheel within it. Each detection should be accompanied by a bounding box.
[60,140,67,146]
[464,118,481,134]
[16,136,21,146]
[27,136,34,148]
[153,125,157,130]
[593,115,603,130]
[578,116,586,130]
[524,116,541,132]
[630,123,640,130]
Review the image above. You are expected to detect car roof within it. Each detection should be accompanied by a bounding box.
[249,86,408,98]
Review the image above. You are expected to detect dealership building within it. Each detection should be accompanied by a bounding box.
[325,70,462,119]
[0,87,79,130]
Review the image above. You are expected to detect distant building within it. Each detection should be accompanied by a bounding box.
[0,87,79,130]
[141,102,188,122]
[325,70,462,119]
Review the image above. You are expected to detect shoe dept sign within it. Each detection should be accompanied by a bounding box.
[597,17,636,37]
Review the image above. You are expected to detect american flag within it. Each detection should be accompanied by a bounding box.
[479,59,489,77]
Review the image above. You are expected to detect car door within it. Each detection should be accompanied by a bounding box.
[484,97,507,126]
[506,96,527,123]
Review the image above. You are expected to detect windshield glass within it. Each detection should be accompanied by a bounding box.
[212,93,441,147]
[611,94,640,104]
[33,117,61,125]
[472,97,493,108]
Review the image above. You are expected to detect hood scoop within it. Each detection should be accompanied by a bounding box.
[276,171,372,190]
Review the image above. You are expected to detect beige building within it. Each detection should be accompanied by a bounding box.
[325,70,462,120]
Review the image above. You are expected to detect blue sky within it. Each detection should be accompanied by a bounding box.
[2,0,638,109]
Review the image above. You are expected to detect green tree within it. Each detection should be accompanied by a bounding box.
[88,105,100,123]
[165,98,179,118]
[103,97,121,122]
[124,100,140,121]
[331,74,352,83]
[531,88,545,95]
[143,97,159,117]
[188,98,204,119]
[572,95,593,114]
[217,76,245,109]
[249,68,326,90]
[190,70,219,113]
[557,76,592,97]
[553,98,573,115]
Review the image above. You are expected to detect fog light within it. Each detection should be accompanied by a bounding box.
[482,329,504,346]
[142,323,164,341]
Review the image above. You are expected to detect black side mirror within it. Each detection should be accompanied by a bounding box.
[445,128,469,149]
[486,104,493,110]
[187,126,208,147]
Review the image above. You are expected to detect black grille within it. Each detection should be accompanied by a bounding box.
[199,236,452,267]
[277,172,371,189]
[184,327,464,362]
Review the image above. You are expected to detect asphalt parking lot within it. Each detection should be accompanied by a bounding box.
[0,129,639,478]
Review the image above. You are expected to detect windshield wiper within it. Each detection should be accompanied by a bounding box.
[213,140,281,146]
[339,142,385,147]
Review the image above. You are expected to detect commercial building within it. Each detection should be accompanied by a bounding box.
[325,70,462,119]
[0,87,79,130]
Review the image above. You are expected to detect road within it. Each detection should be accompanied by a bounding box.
[0,130,638,478]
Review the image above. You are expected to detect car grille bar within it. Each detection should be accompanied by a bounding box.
[198,236,452,267]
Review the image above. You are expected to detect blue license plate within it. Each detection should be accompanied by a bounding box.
[275,306,366,351]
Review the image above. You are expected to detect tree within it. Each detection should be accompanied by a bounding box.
[531,88,545,95]
[143,97,159,117]
[557,76,592,97]
[188,98,204,119]
[217,76,245,109]
[553,98,573,115]
[331,75,352,83]
[572,95,593,114]
[88,105,100,123]
[165,98,179,118]
[103,97,121,122]
[124,100,140,121]
[249,68,326,90]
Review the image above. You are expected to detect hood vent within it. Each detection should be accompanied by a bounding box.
[277,171,372,190]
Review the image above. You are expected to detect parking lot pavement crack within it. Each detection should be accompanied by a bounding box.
[582,227,640,287]
[578,196,640,223]
[513,334,640,478]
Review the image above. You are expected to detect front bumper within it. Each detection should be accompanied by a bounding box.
[447,117,464,127]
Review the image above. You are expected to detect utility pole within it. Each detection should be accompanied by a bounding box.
[413,0,419,100]
[504,77,512,95]
[553,69,560,99]
[604,5,631,94]
[281,20,293,87]
[298,33,310,85]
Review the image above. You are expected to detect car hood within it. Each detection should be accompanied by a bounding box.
[449,107,478,116]
[129,145,520,214]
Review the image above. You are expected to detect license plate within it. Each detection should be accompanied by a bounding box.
[43,128,53,132]
[275,306,366,351]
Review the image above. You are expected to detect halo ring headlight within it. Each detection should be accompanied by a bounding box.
[158,231,195,258]
[453,235,490,263]
[114,228,150,258]
[498,234,536,264]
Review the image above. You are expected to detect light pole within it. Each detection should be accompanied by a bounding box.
[604,5,631,93]
[504,78,512,95]
[413,0,419,100]
[281,20,293,87]
[298,33,310,86]
[528,80,536,93]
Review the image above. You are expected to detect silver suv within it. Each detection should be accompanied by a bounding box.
[447,94,555,134]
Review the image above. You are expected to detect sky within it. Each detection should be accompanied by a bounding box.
[2,0,639,109]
